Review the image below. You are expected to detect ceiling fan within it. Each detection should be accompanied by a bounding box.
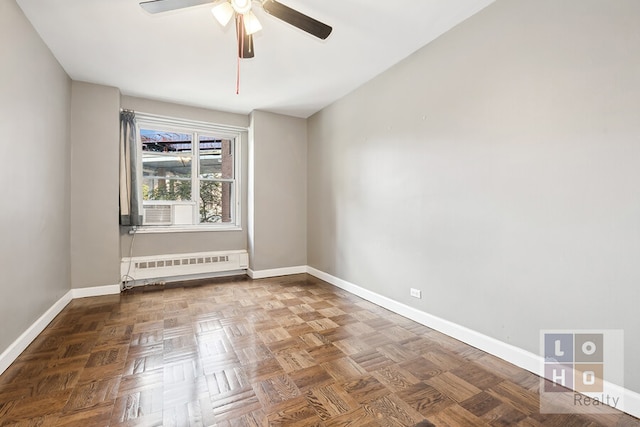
[139,0,333,59]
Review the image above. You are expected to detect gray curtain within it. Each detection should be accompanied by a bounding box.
[119,110,142,226]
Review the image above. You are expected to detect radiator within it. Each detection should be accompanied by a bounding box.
[121,250,248,282]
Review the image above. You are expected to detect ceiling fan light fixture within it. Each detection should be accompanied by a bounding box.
[211,2,234,26]
[243,11,262,35]
[230,0,251,14]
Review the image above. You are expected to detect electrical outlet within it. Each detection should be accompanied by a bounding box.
[410,288,422,299]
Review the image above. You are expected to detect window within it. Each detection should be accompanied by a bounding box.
[136,114,242,230]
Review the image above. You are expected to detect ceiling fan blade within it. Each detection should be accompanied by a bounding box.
[240,33,255,58]
[236,15,255,58]
[262,0,332,40]
[140,0,214,14]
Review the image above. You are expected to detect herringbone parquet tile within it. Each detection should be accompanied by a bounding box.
[0,274,637,426]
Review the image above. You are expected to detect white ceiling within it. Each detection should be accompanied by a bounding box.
[17,0,495,118]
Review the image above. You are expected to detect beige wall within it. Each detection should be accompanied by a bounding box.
[121,95,249,129]
[119,96,249,257]
[249,111,307,271]
[0,1,72,349]
[308,0,640,392]
[118,97,308,272]
[70,82,121,288]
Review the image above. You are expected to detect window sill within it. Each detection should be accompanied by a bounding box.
[129,225,242,234]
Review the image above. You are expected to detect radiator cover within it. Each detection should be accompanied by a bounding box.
[121,250,248,281]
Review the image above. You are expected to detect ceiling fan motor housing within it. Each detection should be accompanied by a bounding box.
[230,0,251,14]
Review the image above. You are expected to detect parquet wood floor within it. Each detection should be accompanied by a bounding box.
[0,274,637,426]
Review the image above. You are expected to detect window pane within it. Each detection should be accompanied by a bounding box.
[143,178,192,201]
[141,129,192,154]
[200,181,232,223]
[142,152,192,179]
[141,129,193,181]
[199,136,233,179]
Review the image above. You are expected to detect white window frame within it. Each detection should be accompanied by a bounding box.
[134,112,243,233]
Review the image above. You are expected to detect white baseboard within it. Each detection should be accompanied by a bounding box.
[71,284,121,298]
[0,283,121,377]
[306,266,640,419]
[0,290,73,376]
[306,267,539,371]
[247,265,307,279]
[609,381,640,420]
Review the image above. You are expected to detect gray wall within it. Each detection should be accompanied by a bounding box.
[249,111,307,271]
[70,82,121,288]
[119,96,249,257]
[308,0,640,393]
[0,1,72,348]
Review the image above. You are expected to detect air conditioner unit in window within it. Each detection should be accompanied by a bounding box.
[143,202,197,226]
[143,204,172,225]
[172,202,195,225]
